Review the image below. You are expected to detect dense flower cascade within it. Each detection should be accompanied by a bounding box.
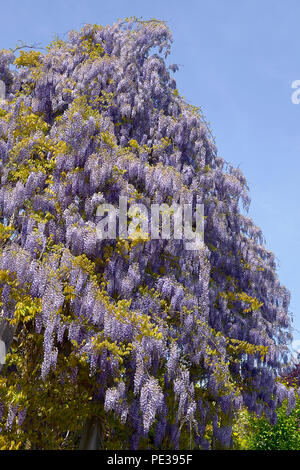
[0,18,294,449]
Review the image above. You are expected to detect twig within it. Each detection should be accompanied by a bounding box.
[11,41,45,53]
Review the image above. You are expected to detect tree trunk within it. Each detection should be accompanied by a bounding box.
[79,416,105,450]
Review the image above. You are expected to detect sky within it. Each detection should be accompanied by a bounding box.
[0,0,299,352]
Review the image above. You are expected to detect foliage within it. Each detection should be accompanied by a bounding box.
[281,362,300,388]
[233,395,300,450]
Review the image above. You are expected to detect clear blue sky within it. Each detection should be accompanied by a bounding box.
[1,0,299,351]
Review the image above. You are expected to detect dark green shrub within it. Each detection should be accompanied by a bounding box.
[234,396,300,450]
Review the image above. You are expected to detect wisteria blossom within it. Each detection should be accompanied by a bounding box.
[0,18,293,449]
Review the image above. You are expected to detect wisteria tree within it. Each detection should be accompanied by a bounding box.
[0,18,294,450]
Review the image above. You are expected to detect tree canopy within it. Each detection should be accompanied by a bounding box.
[0,18,294,450]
